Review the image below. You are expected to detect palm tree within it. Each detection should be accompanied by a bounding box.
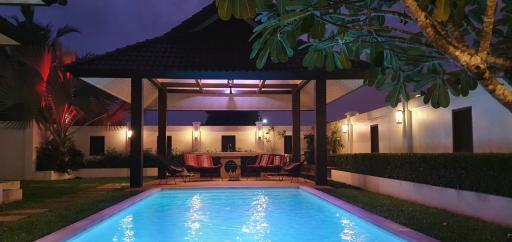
[0,7,128,172]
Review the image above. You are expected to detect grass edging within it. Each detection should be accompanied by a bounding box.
[322,181,512,242]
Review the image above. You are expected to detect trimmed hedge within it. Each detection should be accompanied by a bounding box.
[332,153,512,198]
[82,149,159,168]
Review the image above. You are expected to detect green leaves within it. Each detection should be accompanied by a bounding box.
[216,0,256,20]
[432,0,451,22]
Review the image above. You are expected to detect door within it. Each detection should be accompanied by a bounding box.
[453,107,473,152]
[221,135,236,152]
[370,125,379,153]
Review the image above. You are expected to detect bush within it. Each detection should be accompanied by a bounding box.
[36,140,85,173]
[332,153,512,198]
[82,149,164,168]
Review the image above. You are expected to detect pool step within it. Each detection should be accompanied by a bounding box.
[0,181,23,204]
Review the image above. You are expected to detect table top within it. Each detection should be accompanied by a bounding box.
[204,152,259,157]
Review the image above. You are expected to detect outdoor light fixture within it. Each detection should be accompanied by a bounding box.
[192,122,201,140]
[395,110,404,124]
[342,124,349,133]
[126,129,133,138]
[227,79,234,94]
[255,122,264,140]
[262,118,268,124]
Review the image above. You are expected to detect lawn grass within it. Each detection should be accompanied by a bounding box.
[321,181,512,242]
[0,178,152,242]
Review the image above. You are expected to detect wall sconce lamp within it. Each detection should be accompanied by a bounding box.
[192,122,201,140]
[395,110,404,124]
[255,121,264,140]
[342,124,349,133]
[126,129,133,139]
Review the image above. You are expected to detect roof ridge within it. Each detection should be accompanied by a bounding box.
[164,2,217,36]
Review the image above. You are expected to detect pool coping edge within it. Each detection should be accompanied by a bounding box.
[35,188,161,242]
[36,185,438,242]
[299,186,439,242]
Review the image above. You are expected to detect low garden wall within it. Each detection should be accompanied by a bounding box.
[330,153,512,227]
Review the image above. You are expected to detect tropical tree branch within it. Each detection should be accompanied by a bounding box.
[402,0,512,112]
[479,0,497,57]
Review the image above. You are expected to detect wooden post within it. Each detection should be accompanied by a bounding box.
[130,77,144,188]
[292,90,301,163]
[315,80,327,185]
[157,88,167,179]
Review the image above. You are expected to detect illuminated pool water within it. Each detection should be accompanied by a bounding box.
[68,188,406,242]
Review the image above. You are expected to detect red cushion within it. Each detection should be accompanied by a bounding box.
[197,155,213,167]
[184,154,198,167]
[271,155,285,166]
[258,154,270,166]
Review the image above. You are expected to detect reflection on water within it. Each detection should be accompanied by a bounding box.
[242,192,270,242]
[112,215,134,242]
[185,194,208,241]
[338,214,357,241]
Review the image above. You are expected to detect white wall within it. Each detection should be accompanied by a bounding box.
[410,87,512,153]
[71,125,313,157]
[332,170,512,227]
[0,122,41,180]
[329,87,512,153]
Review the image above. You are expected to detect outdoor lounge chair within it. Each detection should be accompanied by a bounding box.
[246,154,287,178]
[160,165,187,185]
[280,161,305,182]
[184,154,221,178]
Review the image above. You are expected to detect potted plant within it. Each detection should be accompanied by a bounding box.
[303,133,314,164]
[327,128,344,155]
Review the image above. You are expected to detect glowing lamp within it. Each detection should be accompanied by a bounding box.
[395,110,404,124]
[342,124,349,133]
[255,121,264,140]
[192,122,201,140]
[127,129,133,138]
[262,118,268,124]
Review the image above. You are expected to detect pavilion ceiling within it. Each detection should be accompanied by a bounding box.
[81,78,363,111]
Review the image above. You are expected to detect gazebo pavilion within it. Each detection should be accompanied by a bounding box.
[68,3,366,188]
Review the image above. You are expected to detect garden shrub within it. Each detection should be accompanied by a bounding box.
[333,153,512,198]
[36,140,85,173]
[82,148,183,168]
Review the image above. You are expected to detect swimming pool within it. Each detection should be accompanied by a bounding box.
[42,187,432,242]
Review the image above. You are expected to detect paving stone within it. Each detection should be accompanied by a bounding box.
[6,208,48,215]
[0,215,26,222]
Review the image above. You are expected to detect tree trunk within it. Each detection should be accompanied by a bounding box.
[402,0,512,112]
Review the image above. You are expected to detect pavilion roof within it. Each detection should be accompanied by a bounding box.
[67,3,366,80]
[0,16,19,45]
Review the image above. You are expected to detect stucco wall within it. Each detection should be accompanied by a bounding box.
[0,122,41,180]
[70,125,313,158]
[331,170,512,227]
[329,87,512,153]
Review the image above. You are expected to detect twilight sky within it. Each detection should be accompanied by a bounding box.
[0,0,387,125]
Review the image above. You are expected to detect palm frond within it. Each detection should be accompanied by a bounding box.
[55,25,80,40]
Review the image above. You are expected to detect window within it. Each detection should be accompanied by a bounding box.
[284,135,293,154]
[89,136,105,156]
[370,125,379,153]
[453,107,473,152]
[221,135,236,152]
[166,136,173,154]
